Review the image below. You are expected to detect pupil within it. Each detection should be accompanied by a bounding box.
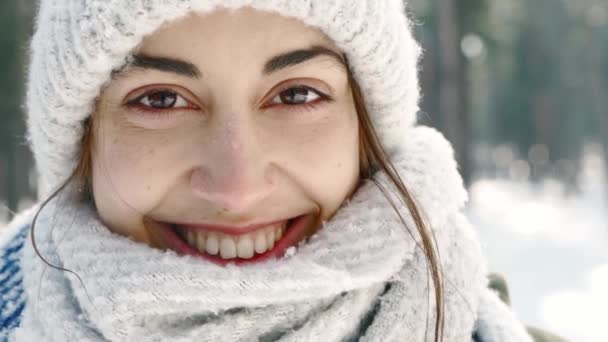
[280,88,308,104]
[149,91,177,108]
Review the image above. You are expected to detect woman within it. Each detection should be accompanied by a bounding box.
[0,1,535,341]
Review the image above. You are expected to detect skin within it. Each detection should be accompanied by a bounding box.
[91,7,360,255]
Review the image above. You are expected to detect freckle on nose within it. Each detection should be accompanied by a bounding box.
[224,119,243,150]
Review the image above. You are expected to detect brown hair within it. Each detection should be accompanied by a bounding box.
[30,68,445,341]
[349,72,445,341]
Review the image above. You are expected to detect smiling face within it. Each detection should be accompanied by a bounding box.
[91,7,361,264]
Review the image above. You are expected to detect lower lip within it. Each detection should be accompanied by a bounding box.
[155,215,311,266]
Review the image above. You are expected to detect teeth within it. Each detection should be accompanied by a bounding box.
[187,231,195,245]
[205,233,219,255]
[220,236,237,259]
[277,226,283,240]
[254,230,267,254]
[196,233,206,253]
[266,229,275,250]
[179,222,288,259]
[236,233,254,259]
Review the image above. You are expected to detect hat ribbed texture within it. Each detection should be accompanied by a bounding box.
[26,0,422,197]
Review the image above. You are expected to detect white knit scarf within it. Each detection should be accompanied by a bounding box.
[10,127,533,342]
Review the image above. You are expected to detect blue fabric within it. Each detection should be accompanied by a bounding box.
[0,223,28,340]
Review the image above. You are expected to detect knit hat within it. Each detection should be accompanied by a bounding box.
[26,0,422,198]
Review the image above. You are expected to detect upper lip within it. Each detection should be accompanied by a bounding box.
[168,216,300,236]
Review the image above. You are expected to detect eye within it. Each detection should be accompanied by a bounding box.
[270,86,324,106]
[132,90,188,109]
[126,89,197,112]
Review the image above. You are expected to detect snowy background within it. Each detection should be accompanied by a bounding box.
[467,144,607,342]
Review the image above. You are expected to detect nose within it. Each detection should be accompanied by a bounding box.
[189,117,278,212]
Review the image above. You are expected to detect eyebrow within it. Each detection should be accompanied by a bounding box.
[263,46,347,74]
[126,54,202,78]
[114,45,346,79]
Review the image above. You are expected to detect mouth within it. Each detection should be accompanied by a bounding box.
[154,214,313,265]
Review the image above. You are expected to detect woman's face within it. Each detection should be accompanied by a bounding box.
[92,7,360,264]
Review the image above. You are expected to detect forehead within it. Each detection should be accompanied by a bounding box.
[136,7,338,64]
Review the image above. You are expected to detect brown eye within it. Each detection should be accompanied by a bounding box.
[136,90,189,109]
[271,87,321,105]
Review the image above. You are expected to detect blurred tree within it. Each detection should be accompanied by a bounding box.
[492,0,577,182]
[435,0,470,185]
[487,0,607,186]
[412,0,608,189]
[0,0,34,219]
[411,0,490,185]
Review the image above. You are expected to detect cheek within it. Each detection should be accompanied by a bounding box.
[91,129,178,228]
[278,110,360,218]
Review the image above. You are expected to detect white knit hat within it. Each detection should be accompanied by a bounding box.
[26,0,422,198]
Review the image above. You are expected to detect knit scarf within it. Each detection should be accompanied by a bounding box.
[10,127,532,341]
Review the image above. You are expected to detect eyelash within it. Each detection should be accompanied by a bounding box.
[124,85,334,117]
[124,87,196,118]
